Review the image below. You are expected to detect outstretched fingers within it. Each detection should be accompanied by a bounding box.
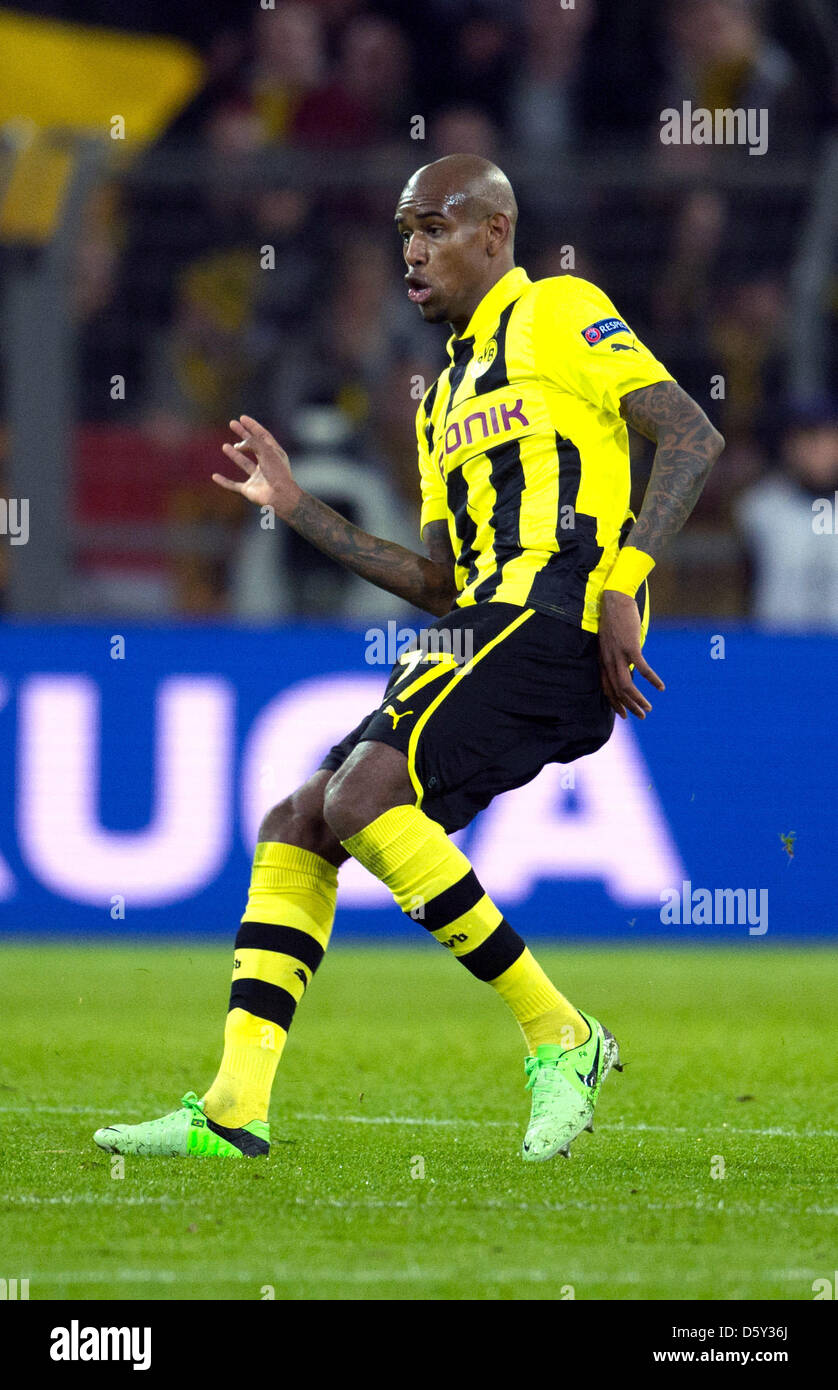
[211,471,245,493]
[600,667,627,720]
[633,653,665,693]
[238,414,272,441]
[221,440,256,474]
[213,420,258,491]
[601,649,653,719]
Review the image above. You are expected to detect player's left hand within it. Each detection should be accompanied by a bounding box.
[598,590,665,720]
[212,415,302,519]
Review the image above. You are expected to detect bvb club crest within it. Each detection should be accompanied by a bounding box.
[472,338,497,376]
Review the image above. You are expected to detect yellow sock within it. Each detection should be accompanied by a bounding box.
[490,950,589,1052]
[203,842,338,1126]
[342,806,587,1053]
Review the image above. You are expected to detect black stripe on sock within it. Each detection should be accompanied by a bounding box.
[409,868,485,934]
[229,979,297,1032]
[235,921,324,974]
[458,919,526,982]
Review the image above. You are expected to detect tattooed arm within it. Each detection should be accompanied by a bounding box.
[282,499,456,616]
[618,380,725,558]
[598,382,724,720]
[212,414,457,617]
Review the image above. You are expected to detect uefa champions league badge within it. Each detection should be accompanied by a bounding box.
[581,317,630,345]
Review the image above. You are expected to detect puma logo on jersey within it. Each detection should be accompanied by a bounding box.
[384,704,413,730]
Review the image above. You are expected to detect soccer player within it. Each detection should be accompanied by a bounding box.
[94,155,723,1162]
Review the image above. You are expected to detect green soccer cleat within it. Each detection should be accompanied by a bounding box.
[93,1091,270,1158]
[521,1013,622,1162]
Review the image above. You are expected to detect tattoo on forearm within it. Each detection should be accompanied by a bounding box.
[620,381,724,558]
[287,493,455,615]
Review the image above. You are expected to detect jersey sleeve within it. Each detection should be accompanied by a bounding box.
[534,276,674,417]
[416,391,447,537]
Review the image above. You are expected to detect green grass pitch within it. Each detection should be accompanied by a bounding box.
[2,941,836,1301]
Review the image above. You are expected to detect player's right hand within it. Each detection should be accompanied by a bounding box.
[212,415,302,519]
[598,590,664,720]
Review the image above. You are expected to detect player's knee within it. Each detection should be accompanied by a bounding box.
[322,771,354,842]
[257,777,345,862]
[323,772,375,843]
[257,793,300,843]
[323,747,413,842]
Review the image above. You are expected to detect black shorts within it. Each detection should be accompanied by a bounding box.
[319,602,615,834]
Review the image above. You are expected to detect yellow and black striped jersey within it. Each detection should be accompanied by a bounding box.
[416,267,673,632]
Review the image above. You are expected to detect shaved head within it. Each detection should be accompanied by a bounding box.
[398,154,518,239]
[395,154,519,334]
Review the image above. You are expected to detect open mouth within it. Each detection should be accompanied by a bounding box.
[407,283,432,304]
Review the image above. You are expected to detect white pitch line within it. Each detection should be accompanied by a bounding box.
[1,1194,174,1206]
[605,1121,838,1140]
[0,1106,145,1115]
[0,1106,514,1127]
[3,1104,835,1141]
[289,1110,514,1128]
[289,1112,838,1140]
[23,1266,819,1287]
[1,1193,409,1211]
[5,1192,836,1217]
[8,1269,572,1286]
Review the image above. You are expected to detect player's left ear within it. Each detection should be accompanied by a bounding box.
[485,212,511,256]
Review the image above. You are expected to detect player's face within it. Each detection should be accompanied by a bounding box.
[395,193,490,329]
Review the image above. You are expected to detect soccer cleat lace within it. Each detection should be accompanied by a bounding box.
[521,1012,622,1162]
[93,1091,270,1158]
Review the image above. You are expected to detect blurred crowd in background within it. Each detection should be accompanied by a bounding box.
[1,0,836,624]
